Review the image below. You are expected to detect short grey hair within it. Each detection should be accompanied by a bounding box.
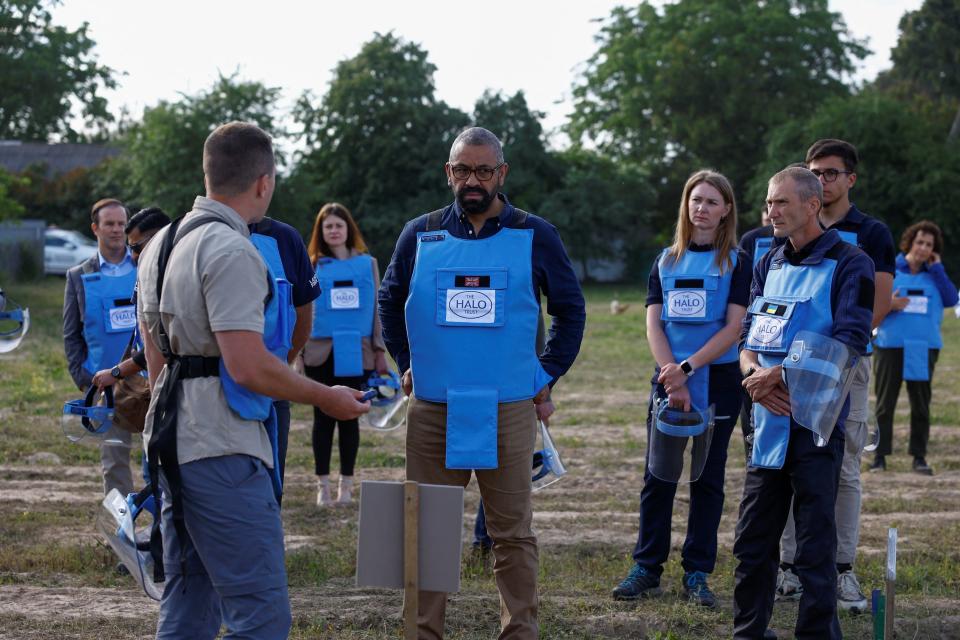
[449,127,504,164]
[770,166,823,208]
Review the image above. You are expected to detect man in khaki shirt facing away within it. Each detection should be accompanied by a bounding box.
[139,121,369,639]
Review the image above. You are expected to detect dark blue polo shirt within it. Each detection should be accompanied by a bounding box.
[645,244,753,309]
[738,225,786,267]
[822,204,895,275]
[248,217,320,307]
[378,194,586,382]
[742,229,875,356]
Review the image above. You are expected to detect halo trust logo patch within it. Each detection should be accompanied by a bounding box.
[667,290,707,318]
[330,287,360,310]
[445,289,496,324]
[108,306,137,330]
[749,316,785,346]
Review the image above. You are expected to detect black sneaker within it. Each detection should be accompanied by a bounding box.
[612,564,662,601]
[868,454,886,472]
[913,457,934,476]
[683,570,717,608]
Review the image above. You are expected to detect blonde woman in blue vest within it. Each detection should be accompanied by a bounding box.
[872,220,958,475]
[303,203,388,505]
[612,170,752,607]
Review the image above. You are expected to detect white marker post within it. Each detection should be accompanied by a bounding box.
[885,527,897,640]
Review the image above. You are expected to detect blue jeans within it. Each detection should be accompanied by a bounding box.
[156,455,291,639]
[474,501,493,548]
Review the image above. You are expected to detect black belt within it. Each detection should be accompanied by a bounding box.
[174,355,220,379]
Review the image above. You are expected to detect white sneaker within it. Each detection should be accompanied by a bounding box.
[316,476,333,507]
[775,567,803,601]
[837,570,868,613]
[337,475,354,504]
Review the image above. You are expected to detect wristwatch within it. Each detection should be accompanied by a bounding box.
[679,359,695,377]
[110,365,124,380]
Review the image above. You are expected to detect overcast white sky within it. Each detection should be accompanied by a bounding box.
[53,0,922,147]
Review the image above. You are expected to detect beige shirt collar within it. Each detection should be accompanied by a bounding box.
[189,196,250,237]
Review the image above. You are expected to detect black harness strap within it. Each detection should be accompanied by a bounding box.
[147,214,225,583]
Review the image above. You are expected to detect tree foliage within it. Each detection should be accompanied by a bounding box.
[567,0,868,202]
[875,0,960,139]
[0,168,27,220]
[116,73,284,216]
[544,148,656,280]
[0,0,117,141]
[749,90,960,274]
[291,32,468,261]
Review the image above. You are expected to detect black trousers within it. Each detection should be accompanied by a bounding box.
[304,356,364,476]
[733,425,844,640]
[873,346,939,458]
[632,363,742,576]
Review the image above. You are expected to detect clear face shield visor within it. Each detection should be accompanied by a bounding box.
[96,489,163,600]
[782,331,857,446]
[62,385,125,445]
[648,398,715,483]
[359,371,407,431]
[532,420,567,491]
[0,299,30,354]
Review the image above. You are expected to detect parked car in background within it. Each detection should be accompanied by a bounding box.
[44,229,98,275]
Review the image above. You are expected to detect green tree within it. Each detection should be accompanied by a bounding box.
[0,0,117,141]
[749,90,960,275]
[117,73,284,216]
[567,0,868,203]
[875,0,960,140]
[0,168,27,220]
[544,148,656,280]
[291,32,468,261]
[472,90,562,211]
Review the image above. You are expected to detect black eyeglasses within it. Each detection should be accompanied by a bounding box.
[126,239,147,254]
[810,168,852,183]
[450,163,504,181]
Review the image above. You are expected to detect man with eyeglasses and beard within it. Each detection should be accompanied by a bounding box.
[378,127,585,639]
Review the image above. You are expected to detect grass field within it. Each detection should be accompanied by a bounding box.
[1,277,959,639]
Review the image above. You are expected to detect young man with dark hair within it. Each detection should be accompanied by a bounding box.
[775,139,896,614]
[138,121,368,638]
[63,198,136,496]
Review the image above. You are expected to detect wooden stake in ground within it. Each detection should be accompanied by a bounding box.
[885,527,897,640]
[403,480,419,640]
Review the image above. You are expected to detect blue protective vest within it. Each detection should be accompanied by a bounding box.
[310,254,375,377]
[744,238,838,469]
[657,248,738,413]
[753,236,774,268]
[218,233,295,498]
[81,269,138,374]
[874,269,944,381]
[405,227,553,469]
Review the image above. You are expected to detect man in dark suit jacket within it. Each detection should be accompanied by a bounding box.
[63,198,136,497]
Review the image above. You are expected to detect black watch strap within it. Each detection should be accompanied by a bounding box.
[111,365,124,380]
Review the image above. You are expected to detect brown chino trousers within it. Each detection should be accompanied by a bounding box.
[406,395,539,640]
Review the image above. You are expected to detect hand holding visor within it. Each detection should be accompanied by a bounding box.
[359,371,407,431]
